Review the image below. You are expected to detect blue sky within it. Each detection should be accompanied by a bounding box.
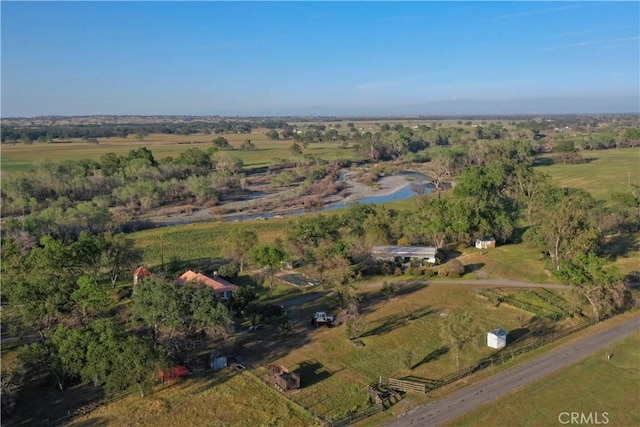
[1,1,638,116]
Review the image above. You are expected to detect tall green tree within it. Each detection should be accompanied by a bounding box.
[555,253,633,322]
[224,228,258,272]
[102,232,143,287]
[132,277,185,346]
[525,188,600,270]
[250,244,286,293]
[185,285,233,338]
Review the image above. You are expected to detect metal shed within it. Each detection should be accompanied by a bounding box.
[371,246,439,264]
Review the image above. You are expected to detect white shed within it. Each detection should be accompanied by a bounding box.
[487,328,507,349]
[475,238,496,249]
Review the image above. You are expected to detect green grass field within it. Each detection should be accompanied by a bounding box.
[0,133,358,173]
[447,331,640,427]
[535,147,640,201]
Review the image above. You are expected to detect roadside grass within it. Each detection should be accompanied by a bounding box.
[69,370,319,427]
[446,331,640,427]
[535,147,640,201]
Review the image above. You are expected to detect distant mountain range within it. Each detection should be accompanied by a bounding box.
[264,97,640,117]
[2,97,638,120]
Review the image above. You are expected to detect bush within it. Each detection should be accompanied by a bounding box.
[380,261,395,276]
[405,266,424,276]
[439,259,465,278]
[218,263,239,279]
[381,281,399,299]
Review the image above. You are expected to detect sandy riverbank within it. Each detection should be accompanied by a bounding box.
[145,172,417,226]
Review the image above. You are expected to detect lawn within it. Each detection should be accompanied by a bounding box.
[535,147,640,201]
[447,331,640,427]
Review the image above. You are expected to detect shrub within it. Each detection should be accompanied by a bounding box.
[218,263,239,279]
[381,281,399,299]
[405,266,424,276]
[439,259,465,278]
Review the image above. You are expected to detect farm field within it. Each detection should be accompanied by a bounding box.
[447,331,640,427]
[535,146,640,201]
[0,133,358,173]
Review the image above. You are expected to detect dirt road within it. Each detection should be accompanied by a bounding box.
[364,278,567,290]
[386,315,640,427]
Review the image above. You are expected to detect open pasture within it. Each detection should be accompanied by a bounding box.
[535,147,640,201]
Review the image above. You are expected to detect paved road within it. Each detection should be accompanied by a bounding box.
[386,315,640,427]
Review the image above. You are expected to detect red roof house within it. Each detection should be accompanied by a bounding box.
[133,266,152,285]
[175,270,239,300]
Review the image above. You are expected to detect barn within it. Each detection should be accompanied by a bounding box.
[487,328,508,349]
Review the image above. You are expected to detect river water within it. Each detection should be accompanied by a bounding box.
[224,171,434,222]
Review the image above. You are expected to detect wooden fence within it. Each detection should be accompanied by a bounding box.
[387,378,427,393]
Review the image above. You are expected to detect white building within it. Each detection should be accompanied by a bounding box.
[371,246,440,265]
[475,238,496,249]
[487,328,507,349]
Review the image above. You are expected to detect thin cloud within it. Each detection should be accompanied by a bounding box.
[549,26,636,39]
[423,79,535,91]
[543,36,640,50]
[489,5,583,21]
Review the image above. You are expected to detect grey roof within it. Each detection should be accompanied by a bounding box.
[372,246,438,258]
[489,328,508,336]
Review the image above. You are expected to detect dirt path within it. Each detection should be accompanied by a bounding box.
[364,278,567,290]
[385,315,640,427]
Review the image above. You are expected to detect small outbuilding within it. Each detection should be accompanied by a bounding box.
[487,328,508,349]
[475,238,496,249]
[267,364,300,392]
[157,365,189,383]
[210,350,228,371]
[133,266,152,285]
